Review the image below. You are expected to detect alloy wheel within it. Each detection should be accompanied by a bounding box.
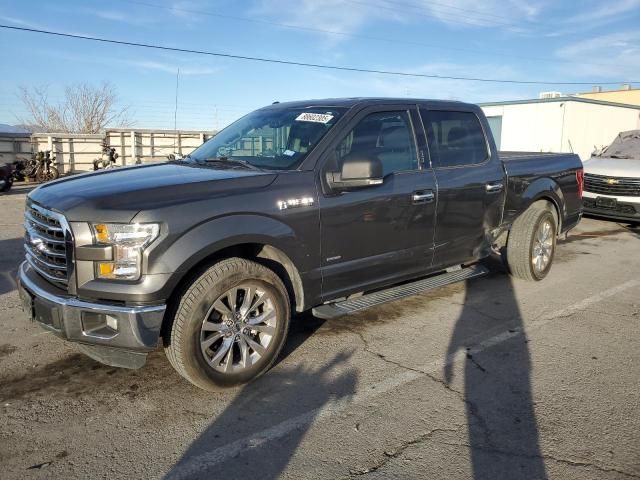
[199,284,277,373]
[531,219,554,273]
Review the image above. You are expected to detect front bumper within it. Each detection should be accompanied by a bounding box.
[583,194,640,222]
[17,261,166,369]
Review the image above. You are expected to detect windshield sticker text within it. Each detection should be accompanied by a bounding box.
[295,112,334,124]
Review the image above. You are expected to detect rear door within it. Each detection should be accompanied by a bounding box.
[420,107,505,268]
[318,105,438,300]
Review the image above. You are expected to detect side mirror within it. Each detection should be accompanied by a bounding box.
[327,154,383,191]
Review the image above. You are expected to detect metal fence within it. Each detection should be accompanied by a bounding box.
[0,129,216,173]
[0,134,32,165]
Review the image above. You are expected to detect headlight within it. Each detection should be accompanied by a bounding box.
[91,223,160,280]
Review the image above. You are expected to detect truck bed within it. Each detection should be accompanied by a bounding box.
[500,151,577,161]
[500,151,583,232]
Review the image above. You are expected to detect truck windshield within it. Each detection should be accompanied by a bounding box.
[187,106,347,170]
[599,130,640,160]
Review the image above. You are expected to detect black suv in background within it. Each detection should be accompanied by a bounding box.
[18,98,583,390]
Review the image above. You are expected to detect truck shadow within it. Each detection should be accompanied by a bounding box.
[0,237,24,295]
[164,351,358,480]
[444,262,547,479]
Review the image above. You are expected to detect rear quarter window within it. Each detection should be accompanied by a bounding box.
[421,109,489,168]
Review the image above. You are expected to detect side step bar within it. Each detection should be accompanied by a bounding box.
[312,264,489,320]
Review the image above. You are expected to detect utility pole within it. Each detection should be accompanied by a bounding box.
[173,68,180,152]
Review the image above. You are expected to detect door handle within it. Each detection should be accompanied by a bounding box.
[485,182,504,193]
[412,191,435,204]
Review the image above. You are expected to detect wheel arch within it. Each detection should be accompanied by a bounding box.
[161,241,305,342]
[520,177,565,232]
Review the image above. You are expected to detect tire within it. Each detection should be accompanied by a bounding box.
[0,177,12,193]
[505,202,557,281]
[164,257,291,391]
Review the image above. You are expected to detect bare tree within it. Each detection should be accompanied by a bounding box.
[18,83,133,133]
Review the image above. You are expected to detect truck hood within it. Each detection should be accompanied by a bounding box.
[28,162,277,222]
[582,156,640,177]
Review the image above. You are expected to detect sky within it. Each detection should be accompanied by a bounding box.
[1,0,640,131]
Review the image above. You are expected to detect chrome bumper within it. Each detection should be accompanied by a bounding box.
[17,261,166,368]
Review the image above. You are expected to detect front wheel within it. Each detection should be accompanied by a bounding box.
[164,258,291,391]
[505,202,557,281]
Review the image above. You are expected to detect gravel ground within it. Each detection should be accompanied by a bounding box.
[1,183,639,479]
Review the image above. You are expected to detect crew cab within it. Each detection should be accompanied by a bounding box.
[17,98,583,390]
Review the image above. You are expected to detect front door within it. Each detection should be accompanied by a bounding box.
[318,106,437,301]
[421,107,505,269]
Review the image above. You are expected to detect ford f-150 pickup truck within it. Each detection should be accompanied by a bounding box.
[17,98,584,390]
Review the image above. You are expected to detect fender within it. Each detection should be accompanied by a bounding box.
[504,176,566,231]
[146,213,317,310]
[521,177,565,229]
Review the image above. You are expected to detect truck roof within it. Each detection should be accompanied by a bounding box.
[260,97,472,110]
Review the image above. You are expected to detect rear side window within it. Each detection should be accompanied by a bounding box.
[335,111,418,177]
[422,110,489,168]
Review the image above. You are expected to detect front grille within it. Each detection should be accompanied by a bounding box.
[584,173,640,197]
[24,203,69,287]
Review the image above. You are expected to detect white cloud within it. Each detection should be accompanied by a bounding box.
[0,14,42,29]
[566,0,640,25]
[92,9,155,26]
[130,60,219,76]
[310,62,533,103]
[251,0,393,39]
[543,0,640,37]
[555,31,640,79]
[415,0,542,28]
[251,0,543,41]
[29,48,220,77]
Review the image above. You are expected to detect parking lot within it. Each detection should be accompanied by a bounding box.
[1,184,639,479]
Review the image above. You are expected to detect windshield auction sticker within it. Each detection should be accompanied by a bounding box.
[295,112,334,124]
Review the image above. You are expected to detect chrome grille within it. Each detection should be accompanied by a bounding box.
[584,173,640,197]
[24,203,69,287]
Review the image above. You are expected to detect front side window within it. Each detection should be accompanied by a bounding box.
[422,110,489,168]
[334,111,418,177]
[188,106,347,170]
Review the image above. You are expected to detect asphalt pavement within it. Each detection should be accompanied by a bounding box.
[1,183,639,479]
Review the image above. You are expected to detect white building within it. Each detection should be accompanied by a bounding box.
[480,97,640,161]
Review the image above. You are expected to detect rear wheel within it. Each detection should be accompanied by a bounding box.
[506,202,557,281]
[164,258,290,391]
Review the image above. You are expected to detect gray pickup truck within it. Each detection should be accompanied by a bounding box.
[17,98,584,390]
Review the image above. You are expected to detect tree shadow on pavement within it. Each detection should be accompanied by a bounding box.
[0,237,25,295]
[165,350,358,480]
[445,265,547,480]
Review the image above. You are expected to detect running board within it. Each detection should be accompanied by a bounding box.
[312,264,489,320]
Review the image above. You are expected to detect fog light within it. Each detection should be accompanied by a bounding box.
[81,312,119,338]
[105,315,118,331]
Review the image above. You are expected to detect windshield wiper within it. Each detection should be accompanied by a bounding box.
[609,154,631,159]
[200,157,261,171]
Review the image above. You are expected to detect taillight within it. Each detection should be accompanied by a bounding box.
[576,168,584,199]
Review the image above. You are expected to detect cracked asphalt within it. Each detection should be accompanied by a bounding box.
[1,183,639,479]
